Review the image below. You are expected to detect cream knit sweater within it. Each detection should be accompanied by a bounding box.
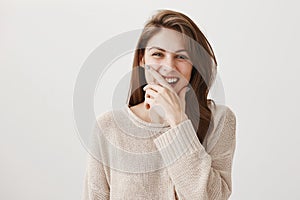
[81,103,236,200]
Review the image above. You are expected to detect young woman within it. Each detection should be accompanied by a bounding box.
[82,9,236,200]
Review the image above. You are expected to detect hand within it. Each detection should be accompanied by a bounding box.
[143,65,190,128]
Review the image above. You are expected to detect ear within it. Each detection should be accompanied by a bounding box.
[139,56,145,67]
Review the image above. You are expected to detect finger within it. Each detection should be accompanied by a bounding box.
[144,96,155,109]
[143,84,162,93]
[145,65,176,93]
[178,86,189,113]
[145,88,157,99]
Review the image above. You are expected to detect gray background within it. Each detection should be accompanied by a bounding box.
[1,0,299,199]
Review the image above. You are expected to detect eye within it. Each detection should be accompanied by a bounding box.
[176,54,189,60]
[152,52,163,57]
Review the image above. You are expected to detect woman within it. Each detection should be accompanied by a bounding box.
[82,9,236,200]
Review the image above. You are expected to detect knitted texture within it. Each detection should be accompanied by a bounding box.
[81,103,236,200]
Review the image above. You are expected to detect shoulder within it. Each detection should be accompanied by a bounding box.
[204,102,237,153]
[209,102,236,128]
[94,108,125,132]
[95,109,114,125]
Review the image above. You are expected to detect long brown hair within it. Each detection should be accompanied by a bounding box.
[127,9,217,144]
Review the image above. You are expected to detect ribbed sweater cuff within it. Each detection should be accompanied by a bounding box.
[153,119,208,166]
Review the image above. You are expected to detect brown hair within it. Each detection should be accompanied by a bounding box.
[127,9,217,144]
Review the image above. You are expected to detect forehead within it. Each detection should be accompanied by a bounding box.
[146,28,186,53]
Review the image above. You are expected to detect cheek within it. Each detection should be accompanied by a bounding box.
[144,57,162,71]
[144,53,154,62]
[178,67,193,81]
[145,56,160,64]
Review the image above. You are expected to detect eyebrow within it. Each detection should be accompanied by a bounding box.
[147,46,188,53]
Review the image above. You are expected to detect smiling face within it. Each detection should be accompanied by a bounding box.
[142,28,193,94]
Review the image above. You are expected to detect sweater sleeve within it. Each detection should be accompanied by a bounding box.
[81,153,110,200]
[153,107,236,200]
[81,116,111,200]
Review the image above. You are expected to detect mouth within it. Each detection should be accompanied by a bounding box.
[163,76,180,85]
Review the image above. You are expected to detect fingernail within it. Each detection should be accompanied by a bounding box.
[186,87,190,92]
[145,65,150,70]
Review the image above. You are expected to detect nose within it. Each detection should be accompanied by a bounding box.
[158,55,176,73]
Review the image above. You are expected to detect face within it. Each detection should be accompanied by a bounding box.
[142,28,193,94]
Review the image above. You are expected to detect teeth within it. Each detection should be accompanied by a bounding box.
[165,77,179,84]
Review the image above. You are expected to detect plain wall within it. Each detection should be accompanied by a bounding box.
[1,0,299,199]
